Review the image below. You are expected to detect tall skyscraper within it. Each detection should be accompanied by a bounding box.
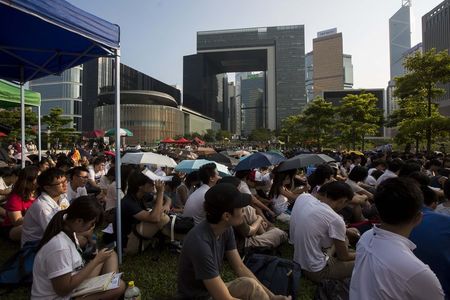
[423,0,450,116]
[237,72,266,136]
[183,25,305,130]
[29,66,83,131]
[310,28,353,99]
[389,1,411,81]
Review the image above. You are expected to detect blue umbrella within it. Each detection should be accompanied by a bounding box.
[234,152,286,171]
[175,159,230,177]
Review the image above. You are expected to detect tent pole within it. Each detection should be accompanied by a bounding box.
[20,67,26,169]
[38,105,42,161]
[114,49,123,264]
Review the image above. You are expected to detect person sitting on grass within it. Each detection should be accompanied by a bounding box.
[115,172,170,255]
[349,178,444,300]
[0,166,39,242]
[31,196,125,300]
[0,167,19,219]
[290,181,358,283]
[21,167,70,247]
[66,166,89,203]
[177,183,291,300]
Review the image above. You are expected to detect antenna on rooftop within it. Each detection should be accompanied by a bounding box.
[402,0,411,7]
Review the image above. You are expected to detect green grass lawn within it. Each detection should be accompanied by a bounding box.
[0,230,317,299]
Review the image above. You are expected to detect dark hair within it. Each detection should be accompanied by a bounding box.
[234,170,251,180]
[387,158,404,173]
[372,160,386,168]
[37,196,103,251]
[55,157,74,170]
[127,172,153,196]
[371,169,384,180]
[217,176,242,188]
[444,179,450,199]
[268,171,290,199]
[120,165,135,193]
[185,171,200,189]
[38,158,49,167]
[429,159,442,168]
[37,167,66,193]
[68,166,89,180]
[375,177,423,225]
[408,171,430,186]
[308,164,334,189]
[348,166,369,182]
[10,166,39,201]
[421,185,438,207]
[399,162,421,177]
[93,156,106,167]
[166,174,182,191]
[318,181,354,202]
[0,167,20,178]
[198,163,217,184]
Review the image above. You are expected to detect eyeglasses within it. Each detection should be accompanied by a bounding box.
[48,179,68,186]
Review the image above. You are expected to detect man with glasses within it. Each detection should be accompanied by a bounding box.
[21,168,70,247]
[66,166,89,203]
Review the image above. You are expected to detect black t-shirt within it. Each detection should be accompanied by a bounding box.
[177,221,237,299]
[115,193,146,248]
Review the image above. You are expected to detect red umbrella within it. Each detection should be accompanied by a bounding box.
[193,136,205,145]
[161,137,176,143]
[86,129,104,138]
[175,137,191,144]
[0,132,7,137]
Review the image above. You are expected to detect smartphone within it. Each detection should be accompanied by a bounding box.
[103,241,116,251]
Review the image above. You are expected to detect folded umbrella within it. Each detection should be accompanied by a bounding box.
[234,152,286,171]
[276,154,335,172]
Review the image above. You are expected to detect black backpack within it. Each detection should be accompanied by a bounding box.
[243,253,302,299]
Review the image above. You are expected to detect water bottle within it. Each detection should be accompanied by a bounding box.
[124,281,141,300]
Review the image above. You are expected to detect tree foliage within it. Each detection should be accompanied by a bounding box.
[41,108,78,147]
[394,48,450,153]
[0,108,38,141]
[248,128,273,142]
[337,93,383,150]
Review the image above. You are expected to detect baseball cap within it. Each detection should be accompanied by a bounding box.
[205,183,251,211]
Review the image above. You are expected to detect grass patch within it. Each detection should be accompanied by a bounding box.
[0,228,317,299]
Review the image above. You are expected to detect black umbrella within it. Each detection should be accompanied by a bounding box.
[199,152,239,168]
[276,154,335,172]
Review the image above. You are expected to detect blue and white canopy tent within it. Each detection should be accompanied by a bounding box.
[0,0,126,262]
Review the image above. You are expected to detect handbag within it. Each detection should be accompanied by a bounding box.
[166,214,194,242]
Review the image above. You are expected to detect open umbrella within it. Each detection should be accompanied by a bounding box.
[276,154,335,172]
[199,152,239,168]
[234,152,286,171]
[174,137,190,144]
[196,147,216,156]
[175,159,230,177]
[0,132,6,137]
[105,128,133,137]
[160,137,176,143]
[121,152,177,168]
[87,129,104,138]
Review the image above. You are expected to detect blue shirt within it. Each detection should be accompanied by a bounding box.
[410,207,450,299]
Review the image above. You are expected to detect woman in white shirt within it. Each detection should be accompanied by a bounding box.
[31,196,125,300]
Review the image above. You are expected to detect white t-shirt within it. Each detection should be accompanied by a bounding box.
[290,193,346,272]
[272,194,289,215]
[0,177,12,202]
[65,183,87,203]
[183,184,210,225]
[21,192,70,247]
[238,181,252,195]
[350,226,444,300]
[376,169,397,186]
[345,179,365,193]
[31,232,83,299]
[88,166,105,184]
[104,181,124,211]
[435,203,450,216]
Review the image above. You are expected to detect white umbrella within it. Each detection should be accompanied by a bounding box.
[121,152,177,168]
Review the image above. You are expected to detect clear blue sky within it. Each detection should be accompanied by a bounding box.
[69,0,443,89]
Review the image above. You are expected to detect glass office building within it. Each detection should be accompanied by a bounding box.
[29,66,83,131]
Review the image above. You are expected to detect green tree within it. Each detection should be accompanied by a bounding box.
[215,130,231,141]
[298,97,336,151]
[281,114,304,145]
[0,108,38,141]
[203,129,216,142]
[395,48,450,154]
[248,128,273,142]
[41,108,77,147]
[337,93,383,151]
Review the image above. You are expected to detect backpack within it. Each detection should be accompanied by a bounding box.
[243,253,302,299]
[0,240,39,294]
